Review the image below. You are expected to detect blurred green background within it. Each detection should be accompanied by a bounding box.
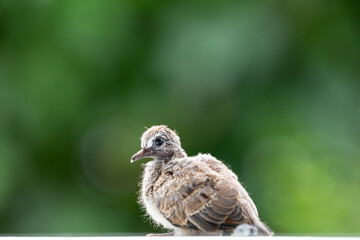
[0,0,359,235]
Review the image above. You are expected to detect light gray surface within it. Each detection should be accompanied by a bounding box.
[0,237,360,240]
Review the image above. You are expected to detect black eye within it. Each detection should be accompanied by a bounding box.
[154,137,164,147]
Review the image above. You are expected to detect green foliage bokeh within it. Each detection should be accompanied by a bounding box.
[0,0,359,235]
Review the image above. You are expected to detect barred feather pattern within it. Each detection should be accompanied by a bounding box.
[139,153,273,236]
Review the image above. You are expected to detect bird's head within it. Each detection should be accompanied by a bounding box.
[131,125,187,163]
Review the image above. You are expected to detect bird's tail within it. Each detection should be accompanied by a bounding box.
[255,220,274,236]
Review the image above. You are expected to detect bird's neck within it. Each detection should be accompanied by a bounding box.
[142,148,187,196]
[173,147,187,159]
[141,160,164,197]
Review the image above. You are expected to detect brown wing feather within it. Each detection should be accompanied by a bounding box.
[191,179,249,232]
[152,155,253,233]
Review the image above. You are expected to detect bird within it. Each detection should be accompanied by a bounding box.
[131,125,273,236]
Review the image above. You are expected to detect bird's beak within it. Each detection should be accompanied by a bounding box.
[131,148,153,163]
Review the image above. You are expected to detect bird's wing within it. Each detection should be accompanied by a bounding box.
[152,155,252,233]
[197,153,259,217]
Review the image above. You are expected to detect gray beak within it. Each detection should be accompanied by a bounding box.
[131,148,153,163]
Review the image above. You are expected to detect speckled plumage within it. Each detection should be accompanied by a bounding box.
[131,125,273,236]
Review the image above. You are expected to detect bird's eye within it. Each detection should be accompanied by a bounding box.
[154,137,164,147]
